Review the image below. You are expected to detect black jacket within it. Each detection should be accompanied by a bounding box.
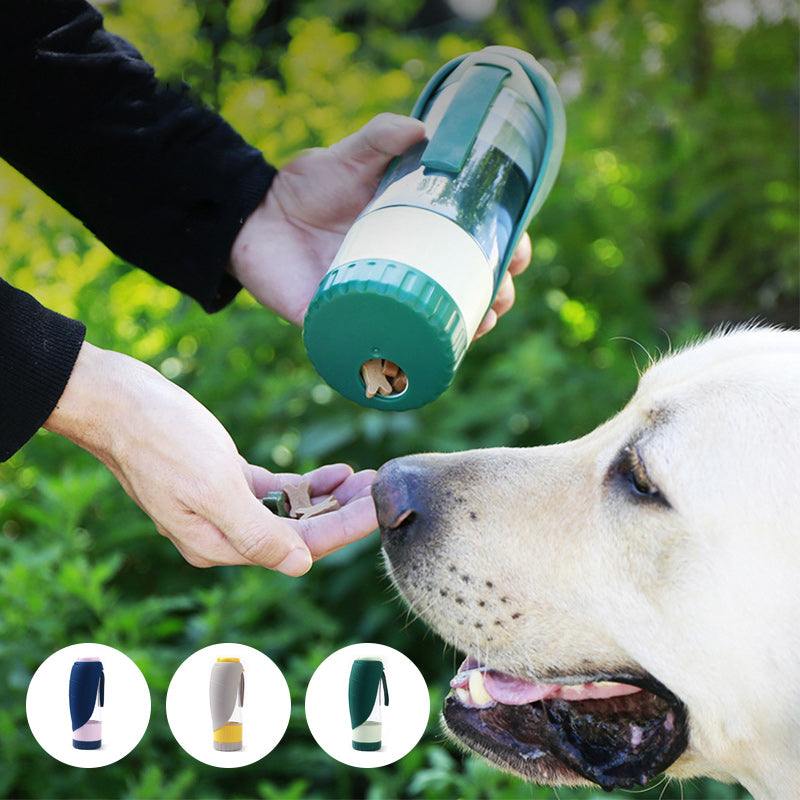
[0,0,276,459]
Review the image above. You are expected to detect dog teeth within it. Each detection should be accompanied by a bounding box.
[557,681,643,701]
[469,668,494,707]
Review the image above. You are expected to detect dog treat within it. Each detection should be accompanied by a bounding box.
[382,360,400,378]
[360,359,409,399]
[361,359,392,398]
[283,479,312,513]
[262,491,289,517]
[392,372,408,393]
[263,479,341,520]
[291,494,340,519]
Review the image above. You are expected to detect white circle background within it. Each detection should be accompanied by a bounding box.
[165,642,291,768]
[26,642,151,768]
[305,643,431,768]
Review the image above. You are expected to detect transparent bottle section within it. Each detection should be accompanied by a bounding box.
[365,81,547,284]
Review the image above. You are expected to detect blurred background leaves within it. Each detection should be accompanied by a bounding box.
[0,0,796,797]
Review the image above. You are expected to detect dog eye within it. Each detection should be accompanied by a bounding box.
[614,446,670,507]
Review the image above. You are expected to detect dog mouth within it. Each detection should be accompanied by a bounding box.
[445,658,689,791]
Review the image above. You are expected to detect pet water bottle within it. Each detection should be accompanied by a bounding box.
[348,657,389,751]
[304,45,565,409]
[209,657,245,751]
[69,656,104,750]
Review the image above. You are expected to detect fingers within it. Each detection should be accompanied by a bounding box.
[508,231,532,276]
[293,494,379,561]
[492,271,516,319]
[172,458,378,574]
[473,233,531,339]
[325,469,375,505]
[473,308,498,340]
[329,113,426,168]
[248,462,376,504]
[248,462,356,498]
[474,271,515,340]
[204,483,313,576]
[241,463,378,562]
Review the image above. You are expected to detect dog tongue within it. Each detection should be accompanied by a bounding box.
[451,659,644,706]
[451,659,557,702]
[483,671,560,704]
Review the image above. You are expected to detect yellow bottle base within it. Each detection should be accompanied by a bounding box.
[213,721,242,750]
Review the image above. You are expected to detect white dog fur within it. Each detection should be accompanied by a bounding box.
[376,327,800,800]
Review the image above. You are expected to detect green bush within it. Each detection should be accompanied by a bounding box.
[0,1,794,798]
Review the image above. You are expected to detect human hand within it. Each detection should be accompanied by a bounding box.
[44,342,378,575]
[230,113,425,326]
[230,113,532,332]
[473,231,532,339]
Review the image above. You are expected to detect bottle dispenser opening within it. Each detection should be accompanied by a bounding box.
[360,358,409,399]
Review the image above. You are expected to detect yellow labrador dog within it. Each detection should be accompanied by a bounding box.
[373,327,799,800]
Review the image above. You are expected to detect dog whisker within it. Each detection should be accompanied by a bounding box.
[611,334,655,376]
[653,773,672,800]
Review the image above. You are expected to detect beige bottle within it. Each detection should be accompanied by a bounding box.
[209,657,244,751]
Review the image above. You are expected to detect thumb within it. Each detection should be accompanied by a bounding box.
[209,490,313,576]
[329,112,426,172]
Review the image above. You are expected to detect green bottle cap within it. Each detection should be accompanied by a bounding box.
[303,258,467,411]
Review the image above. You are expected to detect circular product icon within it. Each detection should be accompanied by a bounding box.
[26,642,151,768]
[165,642,291,767]
[305,643,431,768]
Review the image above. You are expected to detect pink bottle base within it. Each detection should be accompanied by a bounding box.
[73,719,102,743]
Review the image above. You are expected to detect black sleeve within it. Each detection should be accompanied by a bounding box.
[0,0,277,312]
[0,279,86,461]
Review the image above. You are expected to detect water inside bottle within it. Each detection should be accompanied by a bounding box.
[368,140,530,282]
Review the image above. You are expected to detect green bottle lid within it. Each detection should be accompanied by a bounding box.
[303,258,467,411]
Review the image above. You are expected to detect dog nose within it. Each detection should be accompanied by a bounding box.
[372,457,423,532]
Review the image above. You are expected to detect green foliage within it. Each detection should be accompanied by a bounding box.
[0,0,795,798]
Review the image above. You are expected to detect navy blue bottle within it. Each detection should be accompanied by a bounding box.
[69,657,104,750]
